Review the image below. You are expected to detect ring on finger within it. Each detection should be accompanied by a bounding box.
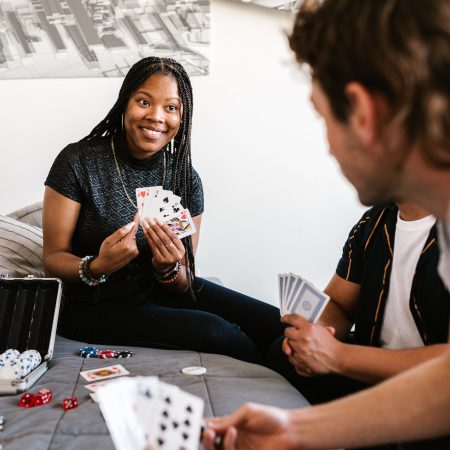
[165,242,174,248]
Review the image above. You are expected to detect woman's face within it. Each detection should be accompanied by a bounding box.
[124,72,182,159]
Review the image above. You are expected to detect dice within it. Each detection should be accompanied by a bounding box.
[62,397,78,411]
[18,393,36,408]
[37,388,52,405]
[18,388,53,408]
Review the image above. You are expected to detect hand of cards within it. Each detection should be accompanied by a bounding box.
[97,376,204,450]
[278,273,330,323]
[136,186,196,239]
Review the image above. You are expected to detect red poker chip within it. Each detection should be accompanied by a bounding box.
[97,350,118,359]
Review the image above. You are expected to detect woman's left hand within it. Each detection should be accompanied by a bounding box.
[141,218,185,273]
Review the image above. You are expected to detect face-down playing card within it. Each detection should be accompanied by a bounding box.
[289,280,330,323]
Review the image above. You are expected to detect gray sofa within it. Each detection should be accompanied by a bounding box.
[0,202,309,450]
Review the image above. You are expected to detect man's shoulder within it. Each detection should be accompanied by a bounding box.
[350,203,397,242]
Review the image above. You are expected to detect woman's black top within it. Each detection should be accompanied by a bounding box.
[45,134,204,302]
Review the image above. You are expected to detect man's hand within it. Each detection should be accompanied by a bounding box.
[202,403,299,450]
[281,314,342,377]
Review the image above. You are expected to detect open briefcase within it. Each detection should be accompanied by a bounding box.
[0,277,62,394]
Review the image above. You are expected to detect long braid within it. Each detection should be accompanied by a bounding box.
[82,57,198,296]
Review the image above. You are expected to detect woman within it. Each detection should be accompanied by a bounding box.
[43,57,283,364]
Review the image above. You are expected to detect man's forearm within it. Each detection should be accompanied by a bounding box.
[334,342,448,383]
[318,300,352,340]
[291,350,450,449]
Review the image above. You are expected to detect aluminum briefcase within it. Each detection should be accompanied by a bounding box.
[0,277,62,394]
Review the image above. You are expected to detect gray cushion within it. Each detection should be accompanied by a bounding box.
[7,201,43,229]
[0,215,45,278]
[0,336,309,449]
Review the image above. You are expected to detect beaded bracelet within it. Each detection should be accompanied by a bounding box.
[154,260,182,284]
[154,261,178,278]
[78,256,109,286]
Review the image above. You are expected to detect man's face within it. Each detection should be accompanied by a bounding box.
[310,81,400,206]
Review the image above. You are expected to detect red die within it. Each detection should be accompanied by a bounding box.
[18,393,36,408]
[37,388,52,405]
[62,397,78,411]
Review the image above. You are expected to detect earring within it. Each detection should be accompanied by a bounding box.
[121,113,125,133]
[170,139,175,154]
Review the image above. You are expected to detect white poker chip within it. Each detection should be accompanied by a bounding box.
[181,366,207,376]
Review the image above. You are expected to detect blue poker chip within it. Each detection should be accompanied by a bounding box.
[80,346,98,358]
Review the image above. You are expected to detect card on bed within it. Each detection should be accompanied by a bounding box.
[84,379,116,392]
[80,364,129,382]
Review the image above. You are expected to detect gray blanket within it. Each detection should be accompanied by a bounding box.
[0,336,309,449]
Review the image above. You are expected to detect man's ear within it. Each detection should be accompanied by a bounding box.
[345,82,385,146]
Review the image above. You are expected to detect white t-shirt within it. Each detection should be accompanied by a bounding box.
[380,212,436,349]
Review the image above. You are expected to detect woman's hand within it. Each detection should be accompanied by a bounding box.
[141,217,185,273]
[90,214,139,276]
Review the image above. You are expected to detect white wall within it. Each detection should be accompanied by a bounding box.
[0,0,365,305]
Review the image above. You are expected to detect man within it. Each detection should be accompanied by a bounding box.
[267,201,449,405]
[202,0,450,448]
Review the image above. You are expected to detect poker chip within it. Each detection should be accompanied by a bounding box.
[80,346,98,358]
[114,351,133,359]
[97,350,118,359]
[181,366,207,376]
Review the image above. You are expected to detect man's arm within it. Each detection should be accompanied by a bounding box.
[203,345,450,450]
[334,340,448,383]
[284,273,448,382]
[319,273,360,339]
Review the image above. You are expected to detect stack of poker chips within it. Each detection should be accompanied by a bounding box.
[0,349,42,380]
[80,346,133,359]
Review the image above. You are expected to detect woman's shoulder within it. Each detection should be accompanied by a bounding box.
[57,137,111,163]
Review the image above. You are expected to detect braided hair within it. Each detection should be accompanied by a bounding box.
[82,57,197,295]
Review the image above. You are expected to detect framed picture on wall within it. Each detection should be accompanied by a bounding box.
[236,0,302,11]
[0,0,210,79]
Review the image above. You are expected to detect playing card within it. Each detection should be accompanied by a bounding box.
[148,380,204,450]
[284,273,302,315]
[134,376,161,443]
[84,379,116,392]
[146,189,177,221]
[79,364,130,382]
[97,377,147,450]
[289,280,330,323]
[165,208,196,239]
[285,274,304,314]
[136,186,161,217]
[278,274,285,314]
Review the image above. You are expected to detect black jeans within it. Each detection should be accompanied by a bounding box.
[61,278,285,365]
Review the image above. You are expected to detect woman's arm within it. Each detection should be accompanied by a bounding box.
[43,186,139,280]
[43,186,83,279]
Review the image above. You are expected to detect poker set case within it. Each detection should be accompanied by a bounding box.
[0,277,62,394]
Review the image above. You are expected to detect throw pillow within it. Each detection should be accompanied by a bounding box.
[0,215,45,278]
[7,201,43,229]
